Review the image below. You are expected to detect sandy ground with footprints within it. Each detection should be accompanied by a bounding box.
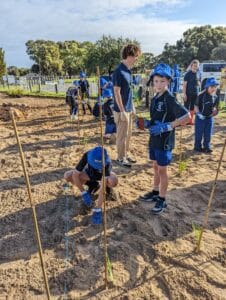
[0,93,225,299]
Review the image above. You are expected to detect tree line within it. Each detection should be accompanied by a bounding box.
[1,25,226,78]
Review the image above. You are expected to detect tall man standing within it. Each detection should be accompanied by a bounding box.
[113,44,141,167]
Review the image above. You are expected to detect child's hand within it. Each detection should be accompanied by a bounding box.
[196,112,205,120]
[212,108,218,117]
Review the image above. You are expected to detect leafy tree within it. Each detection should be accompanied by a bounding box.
[26,40,63,75]
[0,48,6,78]
[211,43,226,60]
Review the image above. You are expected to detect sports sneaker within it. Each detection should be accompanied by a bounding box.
[203,148,212,153]
[140,191,159,202]
[92,209,103,225]
[116,158,131,168]
[127,156,137,163]
[82,191,92,207]
[151,197,167,214]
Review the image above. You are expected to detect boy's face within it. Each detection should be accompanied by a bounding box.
[207,86,217,95]
[153,75,170,93]
[126,54,140,67]
[191,63,198,72]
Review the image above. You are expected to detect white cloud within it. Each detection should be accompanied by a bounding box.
[0,0,195,66]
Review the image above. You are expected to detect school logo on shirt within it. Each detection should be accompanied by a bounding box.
[156,101,165,112]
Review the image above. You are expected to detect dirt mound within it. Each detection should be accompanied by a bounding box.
[0,93,225,299]
[0,103,29,121]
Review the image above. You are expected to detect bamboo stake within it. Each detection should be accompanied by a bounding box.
[76,86,82,151]
[196,139,226,252]
[10,109,51,300]
[97,66,108,288]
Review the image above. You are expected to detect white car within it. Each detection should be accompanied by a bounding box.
[199,60,226,90]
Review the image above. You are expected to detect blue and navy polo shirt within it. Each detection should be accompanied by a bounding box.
[112,63,133,112]
[195,91,219,117]
[149,90,188,151]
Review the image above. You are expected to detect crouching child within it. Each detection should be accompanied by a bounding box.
[63,146,118,224]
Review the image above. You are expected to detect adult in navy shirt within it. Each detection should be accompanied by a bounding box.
[113,44,141,168]
[183,59,200,124]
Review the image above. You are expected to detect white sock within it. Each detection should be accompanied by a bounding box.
[93,208,102,212]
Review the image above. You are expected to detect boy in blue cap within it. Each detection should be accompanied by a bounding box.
[140,63,190,214]
[78,71,92,115]
[65,80,79,120]
[63,146,118,224]
[194,77,219,153]
[103,89,117,141]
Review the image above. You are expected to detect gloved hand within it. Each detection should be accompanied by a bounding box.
[212,108,218,117]
[196,112,205,120]
[82,191,92,207]
[150,121,173,136]
[92,208,103,225]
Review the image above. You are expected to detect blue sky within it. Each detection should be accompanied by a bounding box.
[0,0,225,67]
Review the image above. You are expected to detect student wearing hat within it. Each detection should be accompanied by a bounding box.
[65,80,79,120]
[183,60,201,125]
[113,43,141,168]
[103,89,117,141]
[78,71,92,115]
[140,63,190,214]
[170,64,181,98]
[63,146,118,224]
[194,77,219,153]
[92,97,104,120]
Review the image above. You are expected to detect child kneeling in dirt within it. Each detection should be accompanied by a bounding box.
[103,89,117,142]
[140,63,190,214]
[194,77,219,153]
[63,146,118,224]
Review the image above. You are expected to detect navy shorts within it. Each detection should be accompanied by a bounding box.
[105,122,116,134]
[149,148,172,166]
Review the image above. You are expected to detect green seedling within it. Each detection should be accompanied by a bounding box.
[191,221,202,242]
[178,159,187,174]
[107,254,114,282]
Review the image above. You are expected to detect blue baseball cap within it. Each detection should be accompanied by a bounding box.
[102,89,113,98]
[150,63,172,80]
[73,80,79,86]
[204,77,219,89]
[80,71,86,78]
[87,146,110,170]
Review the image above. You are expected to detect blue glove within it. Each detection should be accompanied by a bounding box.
[82,191,92,207]
[196,112,205,120]
[150,121,173,136]
[92,209,102,225]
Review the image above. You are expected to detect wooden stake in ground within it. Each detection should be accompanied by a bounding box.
[97,66,108,288]
[76,86,82,150]
[196,139,226,252]
[10,109,51,300]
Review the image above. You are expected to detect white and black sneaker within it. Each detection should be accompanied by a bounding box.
[127,156,137,163]
[116,158,132,168]
[151,196,167,214]
[140,191,159,202]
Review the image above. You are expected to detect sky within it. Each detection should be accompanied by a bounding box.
[0,0,226,67]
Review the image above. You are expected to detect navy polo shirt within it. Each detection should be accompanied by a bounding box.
[112,63,133,112]
[184,70,199,95]
[195,91,219,117]
[149,90,188,150]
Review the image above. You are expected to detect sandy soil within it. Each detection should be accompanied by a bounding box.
[0,93,225,300]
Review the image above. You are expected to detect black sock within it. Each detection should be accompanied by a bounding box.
[158,196,165,202]
[152,190,159,195]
